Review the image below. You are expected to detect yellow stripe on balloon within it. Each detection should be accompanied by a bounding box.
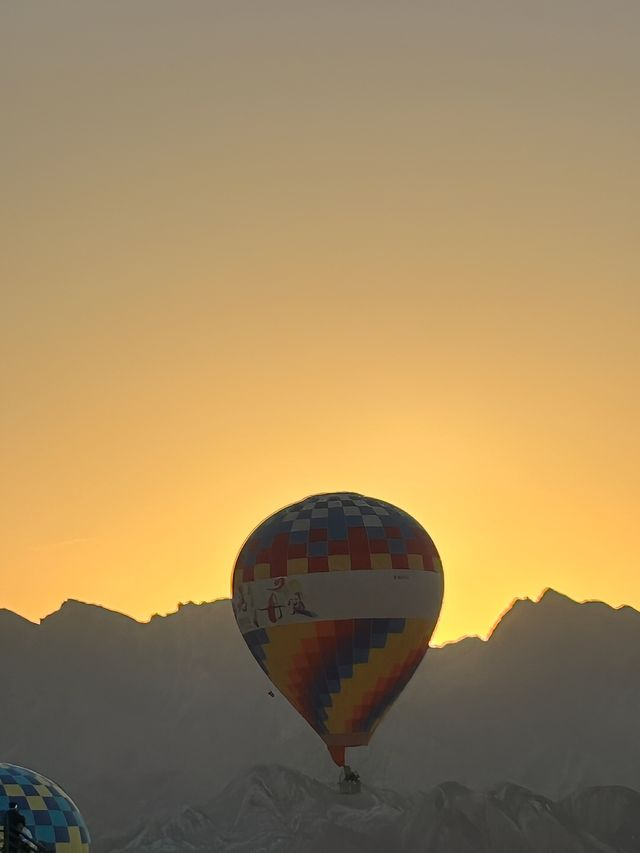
[261,622,318,706]
[323,618,430,734]
[55,826,89,853]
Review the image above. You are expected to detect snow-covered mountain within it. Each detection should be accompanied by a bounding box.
[97,765,640,853]
[2,590,640,847]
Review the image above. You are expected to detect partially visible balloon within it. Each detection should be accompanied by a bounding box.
[232,492,444,766]
[0,763,90,851]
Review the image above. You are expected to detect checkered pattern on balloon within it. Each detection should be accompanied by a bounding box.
[0,764,90,852]
[232,493,444,765]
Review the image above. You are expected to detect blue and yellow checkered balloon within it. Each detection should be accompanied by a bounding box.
[0,763,89,852]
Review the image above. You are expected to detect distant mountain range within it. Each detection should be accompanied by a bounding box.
[98,765,640,853]
[2,590,640,849]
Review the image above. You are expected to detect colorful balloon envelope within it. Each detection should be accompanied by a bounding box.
[0,763,90,851]
[232,492,444,766]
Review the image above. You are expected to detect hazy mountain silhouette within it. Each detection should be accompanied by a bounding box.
[2,590,640,847]
[96,765,640,853]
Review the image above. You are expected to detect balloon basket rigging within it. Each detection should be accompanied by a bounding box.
[338,765,361,795]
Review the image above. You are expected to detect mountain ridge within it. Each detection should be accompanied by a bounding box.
[5,587,638,637]
[2,589,640,846]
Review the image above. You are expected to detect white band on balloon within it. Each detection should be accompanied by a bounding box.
[233,570,444,635]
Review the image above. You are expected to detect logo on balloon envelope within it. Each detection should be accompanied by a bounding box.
[233,570,443,633]
[234,576,318,631]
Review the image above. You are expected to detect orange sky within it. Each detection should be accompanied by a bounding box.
[2,2,639,643]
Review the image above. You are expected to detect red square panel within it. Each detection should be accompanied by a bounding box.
[329,539,349,555]
[391,554,409,570]
[270,533,289,575]
[287,543,307,558]
[310,528,328,542]
[309,556,329,573]
[407,533,432,560]
[348,527,371,569]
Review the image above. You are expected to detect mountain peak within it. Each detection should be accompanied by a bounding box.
[488,589,582,641]
[0,608,37,631]
[488,587,640,644]
[40,599,138,629]
[536,587,576,606]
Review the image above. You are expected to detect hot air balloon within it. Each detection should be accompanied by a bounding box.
[0,763,90,852]
[231,492,444,773]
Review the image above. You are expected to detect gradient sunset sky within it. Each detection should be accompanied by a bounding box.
[2,2,638,643]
